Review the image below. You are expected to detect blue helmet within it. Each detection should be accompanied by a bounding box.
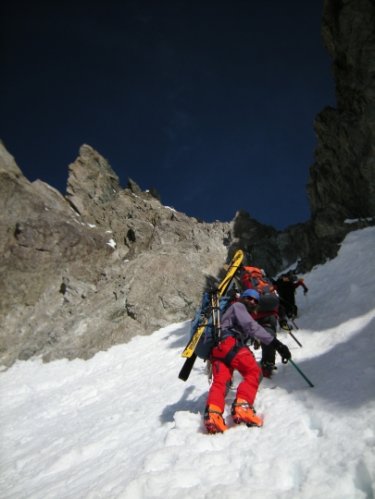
[240,289,260,302]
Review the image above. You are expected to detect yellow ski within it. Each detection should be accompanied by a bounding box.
[181,249,244,359]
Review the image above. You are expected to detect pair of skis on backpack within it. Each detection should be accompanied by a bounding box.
[178,249,244,381]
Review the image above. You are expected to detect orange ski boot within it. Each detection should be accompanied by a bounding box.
[204,404,228,434]
[231,398,263,427]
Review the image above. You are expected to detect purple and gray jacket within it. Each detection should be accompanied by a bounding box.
[221,302,274,345]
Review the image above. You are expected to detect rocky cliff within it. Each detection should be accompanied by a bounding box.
[307,0,375,243]
[1,0,374,368]
[0,143,238,367]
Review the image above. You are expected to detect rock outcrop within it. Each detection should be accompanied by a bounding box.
[0,0,374,368]
[307,0,375,245]
[0,143,235,367]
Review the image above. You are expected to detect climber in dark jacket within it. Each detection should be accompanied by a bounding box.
[204,289,291,434]
[276,272,309,318]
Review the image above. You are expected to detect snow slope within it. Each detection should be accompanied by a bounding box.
[1,227,375,499]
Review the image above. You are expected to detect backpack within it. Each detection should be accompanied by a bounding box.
[240,266,279,312]
[190,290,234,360]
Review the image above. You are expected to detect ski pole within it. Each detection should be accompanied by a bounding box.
[290,318,299,330]
[281,322,302,347]
[289,359,314,387]
[211,291,221,344]
[288,329,302,348]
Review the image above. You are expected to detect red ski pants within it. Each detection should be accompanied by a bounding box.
[207,336,261,413]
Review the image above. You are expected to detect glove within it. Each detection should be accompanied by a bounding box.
[253,339,260,350]
[271,338,291,364]
[304,288,309,295]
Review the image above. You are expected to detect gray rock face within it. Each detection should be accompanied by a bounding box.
[307,0,375,241]
[0,143,234,367]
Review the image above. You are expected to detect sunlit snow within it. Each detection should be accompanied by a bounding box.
[1,227,374,499]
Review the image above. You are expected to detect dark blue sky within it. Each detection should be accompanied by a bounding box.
[1,1,335,229]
